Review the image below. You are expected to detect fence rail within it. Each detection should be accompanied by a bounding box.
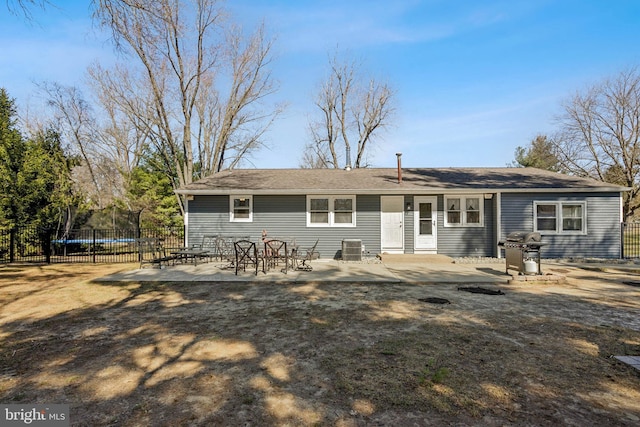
[0,227,184,264]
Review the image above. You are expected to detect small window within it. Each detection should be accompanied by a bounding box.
[444,196,483,227]
[334,198,353,224]
[534,201,586,234]
[562,204,583,231]
[309,198,329,224]
[466,198,481,224]
[536,204,557,231]
[230,195,252,222]
[447,198,461,224]
[307,195,356,227]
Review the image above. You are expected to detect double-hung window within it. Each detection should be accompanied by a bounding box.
[230,195,252,222]
[534,201,586,234]
[309,198,329,224]
[444,195,483,227]
[307,195,356,227]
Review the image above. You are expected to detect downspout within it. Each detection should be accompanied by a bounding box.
[395,152,405,253]
[496,192,502,258]
[620,191,624,259]
[184,195,191,247]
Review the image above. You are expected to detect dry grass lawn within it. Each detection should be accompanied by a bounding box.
[1,262,640,426]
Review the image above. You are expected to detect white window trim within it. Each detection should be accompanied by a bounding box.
[306,195,356,227]
[444,195,484,227]
[533,201,587,235]
[230,195,253,222]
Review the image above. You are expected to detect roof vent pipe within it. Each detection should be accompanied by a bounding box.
[345,146,352,171]
[396,152,402,183]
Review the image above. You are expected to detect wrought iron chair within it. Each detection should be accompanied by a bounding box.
[216,236,238,262]
[263,239,288,274]
[234,239,261,275]
[294,239,319,271]
[137,238,177,269]
[197,234,218,261]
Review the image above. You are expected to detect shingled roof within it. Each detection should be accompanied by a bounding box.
[176,167,627,195]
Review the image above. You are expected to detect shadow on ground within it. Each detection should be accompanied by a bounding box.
[1,264,640,426]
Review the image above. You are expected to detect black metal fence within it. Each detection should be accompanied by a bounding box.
[0,227,184,264]
[2,224,639,263]
[622,222,640,258]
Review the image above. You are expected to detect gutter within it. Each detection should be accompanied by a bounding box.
[175,186,630,196]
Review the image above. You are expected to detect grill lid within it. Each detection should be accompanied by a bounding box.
[505,231,541,243]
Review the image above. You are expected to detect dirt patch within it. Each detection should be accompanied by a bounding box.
[1,263,640,426]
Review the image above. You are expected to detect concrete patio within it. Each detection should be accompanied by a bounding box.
[97,254,563,284]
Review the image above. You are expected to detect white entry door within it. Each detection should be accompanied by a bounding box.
[414,196,437,252]
[381,196,404,253]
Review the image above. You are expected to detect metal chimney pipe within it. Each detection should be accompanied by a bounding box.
[345,146,352,171]
[396,152,402,183]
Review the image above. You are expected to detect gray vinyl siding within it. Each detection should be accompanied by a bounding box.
[500,192,621,258]
[403,195,414,254]
[436,196,495,257]
[186,191,621,259]
[187,194,381,259]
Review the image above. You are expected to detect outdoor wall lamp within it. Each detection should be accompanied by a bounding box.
[406,202,413,211]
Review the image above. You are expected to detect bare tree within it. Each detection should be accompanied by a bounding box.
[36,68,154,215]
[551,67,640,219]
[86,62,152,209]
[303,53,394,169]
[92,0,281,214]
[4,0,50,20]
[38,82,112,208]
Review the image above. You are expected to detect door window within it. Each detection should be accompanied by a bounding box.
[419,202,433,235]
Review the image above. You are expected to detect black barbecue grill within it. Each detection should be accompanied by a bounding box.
[498,231,546,275]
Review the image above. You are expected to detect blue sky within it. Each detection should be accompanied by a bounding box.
[2,0,640,168]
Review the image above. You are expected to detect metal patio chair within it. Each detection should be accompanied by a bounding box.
[263,239,288,274]
[234,239,261,275]
[137,238,178,269]
[294,239,319,271]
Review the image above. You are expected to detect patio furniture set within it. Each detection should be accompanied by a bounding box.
[137,235,318,275]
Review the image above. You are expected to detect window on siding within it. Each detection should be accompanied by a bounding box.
[534,201,586,234]
[307,196,356,227]
[446,198,461,224]
[562,204,584,231]
[334,198,353,224]
[466,198,481,224]
[444,196,483,227]
[309,198,329,224]
[535,204,557,231]
[230,195,252,222]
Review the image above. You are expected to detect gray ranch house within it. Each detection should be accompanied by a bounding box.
[176,166,627,260]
